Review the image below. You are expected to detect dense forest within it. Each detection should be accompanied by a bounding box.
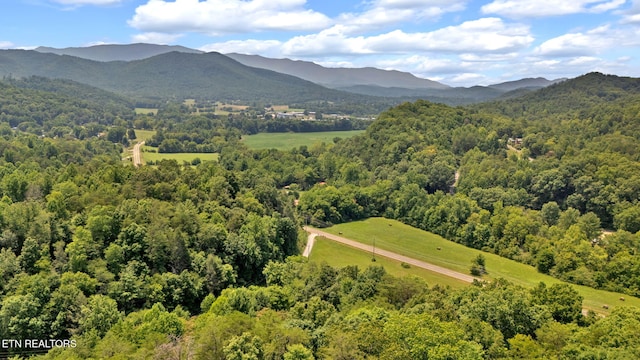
[1,73,640,358]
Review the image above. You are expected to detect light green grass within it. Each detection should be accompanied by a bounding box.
[309,237,467,289]
[141,146,219,164]
[243,130,365,150]
[133,129,156,142]
[135,108,158,115]
[319,218,640,314]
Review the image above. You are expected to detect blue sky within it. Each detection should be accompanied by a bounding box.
[2,0,640,86]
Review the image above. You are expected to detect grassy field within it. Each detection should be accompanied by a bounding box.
[243,130,365,150]
[135,108,158,115]
[133,129,156,142]
[141,146,219,164]
[309,237,468,289]
[314,217,640,314]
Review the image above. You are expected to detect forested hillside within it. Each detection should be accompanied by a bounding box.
[1,72,640,358]
[0,77,134,139]
[0,50,387,107]
[293,72,640,295]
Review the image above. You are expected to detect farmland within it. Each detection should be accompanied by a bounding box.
[140,146,218,164]
[132,129,156,142]
[242,130,365,150]
[314,218,640,314]
[309,236,468,289]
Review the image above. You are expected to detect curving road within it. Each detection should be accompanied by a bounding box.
[303,226,479,283]
[132,141,145,167]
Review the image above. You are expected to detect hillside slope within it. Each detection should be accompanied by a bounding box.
[0,50,371,103]
[226,53,449,90]
[35,43,203,62]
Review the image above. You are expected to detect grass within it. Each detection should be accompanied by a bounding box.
[133,129,156,142]
[134,108,158,115]
[309,237,468,289]
[217,103,249,111]
[243,130,365,150]
[315,217,640,314]
[141,146,219,164]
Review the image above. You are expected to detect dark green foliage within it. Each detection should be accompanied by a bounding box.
[3,70,640,359]
[470,254,486,276]
[531,282,583,324]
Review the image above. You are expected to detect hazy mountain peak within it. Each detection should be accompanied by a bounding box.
[225,53,450,90]
[35,43,203,62]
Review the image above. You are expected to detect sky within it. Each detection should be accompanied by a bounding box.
[1,0,640,86]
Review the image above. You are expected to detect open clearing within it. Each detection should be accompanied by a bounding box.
[309,236,468,289]
[243,130,365,150]
[134,108,158,115]
[133,129,156,142]
[141,146,218,164]
[315,217,640,314]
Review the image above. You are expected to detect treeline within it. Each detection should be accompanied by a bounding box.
[39,258,640,359]
[2,71,640,358]
[216,74,640,296]
[0,129,303,350]
[228,116,372,135]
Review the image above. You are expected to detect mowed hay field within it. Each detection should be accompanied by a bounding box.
[134,108,158,115]
[141,146,218,164]
[133,129,156,142]
[309,237,468,289]
[243,130,365,150]
[314,217,640,314]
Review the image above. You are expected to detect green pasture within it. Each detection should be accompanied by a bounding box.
[309,237,468,289]
[133,129,156,142]
[243,130,365,150]
[141,146,218,164]
[135,108,158,115]
[317,217,640,314]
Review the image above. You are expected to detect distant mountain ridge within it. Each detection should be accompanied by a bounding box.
[0,50,368,104]
[3,44,567,105]
[225,53,450,90]
[35,43,203,62]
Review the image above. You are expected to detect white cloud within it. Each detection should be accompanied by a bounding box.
[280,18,533,57]
[336,0,467,33]
[622,13,640,22]
[449,72,489,85]
[459,53,520,62]
[534,25,639,57]
[315,60,358,68]
[131,32,184,44]
[567,56,602,66]
[0,41,14,49]
[199,39,283,56]
[376,55,471,75]
[129,0,332,35]
[281,26,371,56]
[482,0,626,18]
[620,0,640,23]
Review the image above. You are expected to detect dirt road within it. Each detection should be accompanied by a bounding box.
[133,141,145,167]
[303,226,479,283]
[302,233,317,257]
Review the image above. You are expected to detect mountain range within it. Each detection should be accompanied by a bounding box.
[0,43,566,105]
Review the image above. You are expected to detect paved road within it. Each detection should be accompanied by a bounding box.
[303,226,479,283]
[132,141,145,167]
